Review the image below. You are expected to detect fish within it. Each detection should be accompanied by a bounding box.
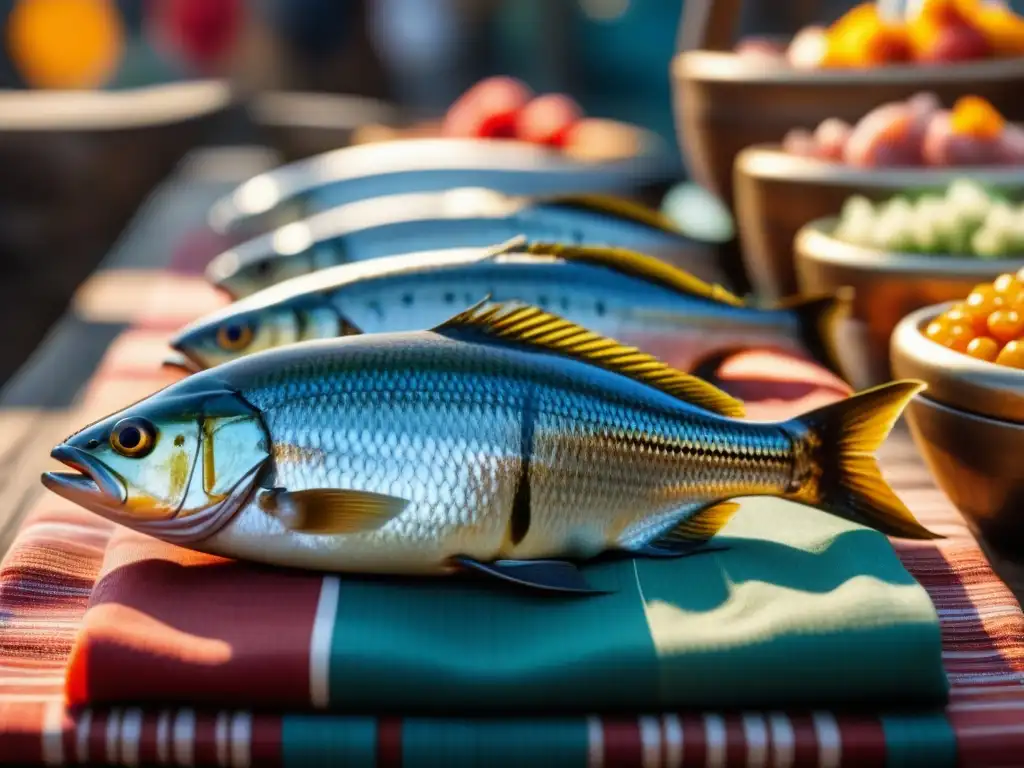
[207,137,671,241]
[170,239,852,382]
[43,301,938,595]
[206,188,731,298]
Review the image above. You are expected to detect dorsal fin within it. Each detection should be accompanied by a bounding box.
[521,242,745,308]
[432,300,745,418]
[534,194,684,235]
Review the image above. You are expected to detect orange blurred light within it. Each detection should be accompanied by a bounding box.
[7,0,125,89]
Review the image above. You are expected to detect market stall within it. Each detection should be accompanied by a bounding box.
[2,2,1024,766]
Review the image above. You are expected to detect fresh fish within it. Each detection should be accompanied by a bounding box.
[172,240,851,382]
[43,302,937,594]
[207,137,671,240]
[207,188,731,298]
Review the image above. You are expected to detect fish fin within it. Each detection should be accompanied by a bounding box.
[451,557,609,595]
[650,501,742,550]
[634,543,730,558]
[785,380,942,540]
[272,489,408,535]
[432,301,745,418]
[774,289,853,383]
[339,317,364,336]
[532,194,683,234]
[481,235,530,259]
[521,242,744,307]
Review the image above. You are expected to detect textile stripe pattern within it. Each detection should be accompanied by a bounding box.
[0,275,1021,767]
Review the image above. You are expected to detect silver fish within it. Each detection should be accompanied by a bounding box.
[173,240,850,381]
[207,137,671,240]
[44,302,937,594]
[206,188,730,298]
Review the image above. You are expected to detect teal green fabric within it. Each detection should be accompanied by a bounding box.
[325,499,948,713]
[880,714,958,768]
[283,715,378,767]
[401,720,590,768]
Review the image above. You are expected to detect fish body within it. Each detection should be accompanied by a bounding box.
[206,188,725,298]
[44,302,936,593]
[175,242,849,380]
[208,138,671,241]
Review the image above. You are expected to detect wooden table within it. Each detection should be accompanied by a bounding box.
[1,144,1020,613]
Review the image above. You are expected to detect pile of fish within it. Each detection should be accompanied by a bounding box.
[43,141,939,596]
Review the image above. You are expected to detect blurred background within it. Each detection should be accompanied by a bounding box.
[3,0,1023,391]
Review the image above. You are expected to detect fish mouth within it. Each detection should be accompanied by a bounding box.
[162,350,203,374]
[41,445,127,514]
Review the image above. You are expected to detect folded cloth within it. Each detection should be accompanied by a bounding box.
[61,346,948,713]
[2,314,1024,766]
[68,498,947,714]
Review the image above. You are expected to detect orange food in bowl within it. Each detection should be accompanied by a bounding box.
[955,0,1024,57]
[950,95,1006,138]
[825,3,912,66]
[924,270,1024,368]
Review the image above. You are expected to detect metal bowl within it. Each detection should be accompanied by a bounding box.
[736,145,1024,298]
[795,218,1023,388]
[671,50,1024,211]
[891,304,1024,553]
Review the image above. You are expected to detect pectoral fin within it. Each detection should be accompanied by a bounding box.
[261,488,408,534]
[451,556,609,595]
[646,501,741,553]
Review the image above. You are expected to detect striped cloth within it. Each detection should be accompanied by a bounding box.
[2,275,1024,767]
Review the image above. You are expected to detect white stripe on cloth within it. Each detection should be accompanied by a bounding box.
[309,575,341,709]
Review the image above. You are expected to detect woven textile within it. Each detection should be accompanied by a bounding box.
[1,279,1023,767]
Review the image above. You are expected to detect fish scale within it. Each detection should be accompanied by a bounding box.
[44,303,938,593]
[213,338,795,570]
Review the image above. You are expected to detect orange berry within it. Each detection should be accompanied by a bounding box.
[966,284,1004,316]
[945,302,989,334]
[944,319,975,352]
[925,318,951,342]
[993,273,1022,296]
[987,308,1024,342]
[995,339,1024,368]
[966,335,1000,362]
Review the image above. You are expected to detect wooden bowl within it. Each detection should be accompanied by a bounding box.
[737,147,1024,298]
[0,81,233,274]
[0,81,233,387]
[208,133,672,240]
[671,51,1024,208]
[891,304,1024,555]
[794,218,1022,388]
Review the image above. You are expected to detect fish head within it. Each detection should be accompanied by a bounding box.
[169,296,346,370]
[41,386,270,533]
[206,244,320,299]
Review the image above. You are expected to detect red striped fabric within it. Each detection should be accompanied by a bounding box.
[1,277,1023,766]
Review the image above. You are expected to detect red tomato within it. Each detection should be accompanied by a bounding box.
[442,76,533,140]
[515,94,583,147]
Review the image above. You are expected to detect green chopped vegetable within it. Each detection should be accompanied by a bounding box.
[830,181,1024,259]
[971,226,1009,260]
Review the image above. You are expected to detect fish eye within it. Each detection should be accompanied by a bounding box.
[254,261,272,277]
[110,417,156,458]
[216,321,254,351]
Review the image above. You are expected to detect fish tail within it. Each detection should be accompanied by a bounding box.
[776,289,852,382]
[784,379,942,540]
